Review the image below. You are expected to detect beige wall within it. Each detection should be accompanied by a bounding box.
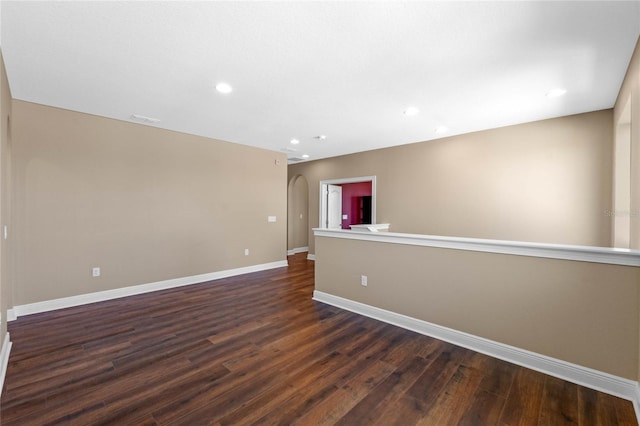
[615,37,640,250]
[0,51,11,347]
[315,236,640,380]
[289,110,614,254]
[12,101,287,305]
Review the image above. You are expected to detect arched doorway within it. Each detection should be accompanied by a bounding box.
[287,175,309,255]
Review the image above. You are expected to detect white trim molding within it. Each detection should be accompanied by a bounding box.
[287,246,309,255]
[313,290,640,406]
[6,309,16,322]
[307,253,316,261]
[11,260,288,319]
[313,228,640,267]
[0,332,12,395]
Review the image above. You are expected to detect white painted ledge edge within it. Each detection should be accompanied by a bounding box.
[9,260,288,320]
[313,290,640,418]
[313,228,640,267]
[0,332,12,396]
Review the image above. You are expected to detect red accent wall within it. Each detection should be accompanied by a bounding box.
[340,181,373,229]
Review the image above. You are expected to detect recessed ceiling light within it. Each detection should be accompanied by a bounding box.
[302,154,310,159]
[290,139,300,145]
[314,135,327,140]
[435,126,448,134]
[546,88,567,98]
[404,107,420,116]
[215,82,233,94]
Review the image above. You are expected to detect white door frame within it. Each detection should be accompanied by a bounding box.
[319,176,376,229]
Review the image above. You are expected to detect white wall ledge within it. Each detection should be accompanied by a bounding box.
[313,228,640,267]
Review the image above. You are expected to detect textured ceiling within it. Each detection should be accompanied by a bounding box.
[1,1,639,162]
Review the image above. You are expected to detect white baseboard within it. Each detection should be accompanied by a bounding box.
[11,260,288,319]
[307,253,316,261]
[7,309,16,322]
[0,332,12,395]
[287,246,309,255]
[635,384,640,424]
[313,290,640,407]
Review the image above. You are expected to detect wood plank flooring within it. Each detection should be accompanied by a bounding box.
[1,253,637,425]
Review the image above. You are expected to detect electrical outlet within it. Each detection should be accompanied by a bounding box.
[244,248,249,256]
[361,275,367,286]
[92,267,101,277]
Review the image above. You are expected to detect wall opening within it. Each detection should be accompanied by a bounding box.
[319,176,376,229]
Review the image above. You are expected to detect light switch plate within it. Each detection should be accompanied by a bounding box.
[268,216,277,222]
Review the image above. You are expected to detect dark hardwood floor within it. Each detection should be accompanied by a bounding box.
[1,253,637,425]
